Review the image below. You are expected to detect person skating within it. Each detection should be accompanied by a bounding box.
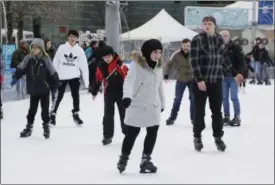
[258,43,274,85]
[247,38,262,84]
[240,55,255,93]
[91,45,128,145]
[44,39,57,104]
[0,47,4,119]
[117,39,165,174]
[10,40,29,100]
[164,38,194,125]
[219,30,245,127]
[10,38,59,139]
[190,16,244,152]
[50,30,89,126]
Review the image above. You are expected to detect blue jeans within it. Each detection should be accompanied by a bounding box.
[170,80,194,121]
[259,63,270,82]
[251,61,261,81]
[222,77,240,117]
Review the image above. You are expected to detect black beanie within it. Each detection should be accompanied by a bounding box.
[202,16,217,25]
[101,45,115,56]
[141,39,163,60]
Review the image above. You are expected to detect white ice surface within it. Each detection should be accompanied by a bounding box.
[1,80,274,184]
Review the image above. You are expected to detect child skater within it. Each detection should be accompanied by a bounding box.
[11,38,59,139]
[117,39,165,174]
[90,45,128,145]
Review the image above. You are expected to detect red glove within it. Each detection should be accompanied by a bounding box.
[0,75,3,84]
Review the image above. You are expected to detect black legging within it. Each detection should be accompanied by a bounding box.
[121,125,159,156]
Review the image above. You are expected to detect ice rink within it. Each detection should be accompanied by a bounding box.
[1,80,274,184]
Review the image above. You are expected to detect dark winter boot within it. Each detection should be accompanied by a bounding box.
[214,137,226,152]
[194,137,203,152]
[102,137,112,145]
[117,154,129,173]
[20,123,33,138]
[43,122,50,139]
[49,113,56,126]
[222,116,230,126]
[166,117,175,126]
[72,112,83,125]
[229,116,241,127]
[249,80,255,84]
[140,154,157,173]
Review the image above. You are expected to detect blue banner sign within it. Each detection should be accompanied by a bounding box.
[258,1,274,25]
[2,44,16,90]
[184,6,249,29]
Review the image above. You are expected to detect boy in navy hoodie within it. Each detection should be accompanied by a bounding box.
[11,38,59,139]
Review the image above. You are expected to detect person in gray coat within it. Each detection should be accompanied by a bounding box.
[117,39,165,174]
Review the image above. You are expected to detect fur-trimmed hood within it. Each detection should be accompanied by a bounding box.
[130,50,162,68]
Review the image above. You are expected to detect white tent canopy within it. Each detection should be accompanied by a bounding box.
[225,1,275,26]
[120,9,197,43]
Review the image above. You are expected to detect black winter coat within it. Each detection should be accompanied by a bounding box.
[259,48,274,66]
[247,45,261,61]
[13,54,59,96]
[223,41,245,77]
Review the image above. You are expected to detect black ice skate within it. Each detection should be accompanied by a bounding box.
[49,113,56,126]
[43,123,50,139]
[166,117,175,125]
[140,154,157,173]
[194,137,203,152]
[265,81,271,85]
[229,117,241,127]
[102,137,112,145]
[222,116,230,126]
[117,154,129,173]
[214,137,226,152]
[249,80,255,84]
[257,81,263,85]
[72,112,83,125]
[20,123,33,138]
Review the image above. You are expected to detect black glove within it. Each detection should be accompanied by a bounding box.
[161,109,164,112]
[117,59,123,66]
[122,98,132,108]
[164,74,169,80]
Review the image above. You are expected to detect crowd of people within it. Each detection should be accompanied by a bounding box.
[0,15,274,174]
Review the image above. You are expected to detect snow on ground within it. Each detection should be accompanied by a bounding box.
[1,80,274,184]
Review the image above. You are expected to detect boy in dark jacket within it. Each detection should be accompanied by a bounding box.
[11,38,59,139]
[91,45,128,145]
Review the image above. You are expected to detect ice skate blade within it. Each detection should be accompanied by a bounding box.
[140,169,157,174]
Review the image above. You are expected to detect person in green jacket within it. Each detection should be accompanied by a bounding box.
[164,38,194,125]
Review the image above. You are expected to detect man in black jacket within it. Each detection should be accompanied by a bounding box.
[247,38,262,84]
[258,43,274,85]
[190,16,244,152]
[219,30,245,127]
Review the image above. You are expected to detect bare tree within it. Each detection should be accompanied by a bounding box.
[7,1,64,45]
[5,1,13,44]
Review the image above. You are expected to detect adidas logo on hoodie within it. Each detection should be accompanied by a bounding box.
[53,42,89,88]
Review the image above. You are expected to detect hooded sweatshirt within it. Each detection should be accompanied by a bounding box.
[53,42,89,88]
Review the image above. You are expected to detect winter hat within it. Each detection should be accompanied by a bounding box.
[141,39,163,60]
[30,38,48,56]
[101,45,115,56]
[202,16,216,25]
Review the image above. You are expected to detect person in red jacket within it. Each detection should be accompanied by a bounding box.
[90,45,128,145]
